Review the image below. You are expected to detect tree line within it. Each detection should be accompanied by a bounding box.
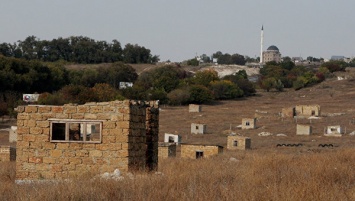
[0,36,159,64]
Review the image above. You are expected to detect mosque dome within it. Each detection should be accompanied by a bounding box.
[267,45,279,51]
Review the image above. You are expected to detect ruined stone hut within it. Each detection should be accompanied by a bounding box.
[15,100,159,181]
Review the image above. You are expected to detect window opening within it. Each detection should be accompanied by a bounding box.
[196,151,204,159]
[233,140,238,146]
[168,136,174,143]
[50,120,102,143]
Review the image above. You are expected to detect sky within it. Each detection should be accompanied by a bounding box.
[1,0,354,62]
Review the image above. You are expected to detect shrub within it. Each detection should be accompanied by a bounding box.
[167,88,190,105]
[189,85,214,104]
[210,80,243,99]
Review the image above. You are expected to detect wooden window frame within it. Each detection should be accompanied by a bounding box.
[49,119,103,143]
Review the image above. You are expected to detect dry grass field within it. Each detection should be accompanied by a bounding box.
[0,69,355,200]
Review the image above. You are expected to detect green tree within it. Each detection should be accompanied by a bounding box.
[192,69,219,87]
[189,85,214,104]
[210,80,243,99]
[167,88,190,105]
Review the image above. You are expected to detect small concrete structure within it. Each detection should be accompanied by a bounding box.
[0,146,16,162]
[324,125,344,137]
[164,133,182,144]
[9,126,17,143]
[281,107,295,118]
[242,118,256,129]
[295,105,321,117]
[158,142,176,158]
[297,124,312,135]
[191,123,207,134]
[227,135,251,150]
[181,144,223,159]
[189,104,201,113]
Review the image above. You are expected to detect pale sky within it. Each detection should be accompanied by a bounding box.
[1,0,354,62]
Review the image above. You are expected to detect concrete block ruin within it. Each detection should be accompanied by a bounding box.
[189,104,201,112]
[242,118,256,129]
[324,125,344,137]
[296,124,312,135]
[227,135,251,150]
[181,144,223,159]
[281,107,295,118]
[9,126,17,143]
[191,123,207,134]
[158,142,176,158]
[164,133,182,144]
[15,100,159,181]
[295,105,321,117]
[0,146,16,162]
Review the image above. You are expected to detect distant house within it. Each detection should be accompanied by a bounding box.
[324,125,344,137]
[119,82,133,89]
[330,56,345,61]
[181,144,223,159]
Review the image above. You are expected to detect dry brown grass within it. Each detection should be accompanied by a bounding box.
[0,149,354,200]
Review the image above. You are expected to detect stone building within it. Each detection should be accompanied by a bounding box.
[189,104,201,113]
[191,123,207,134]
[164,133,182,145]
[0,146,16,162]
[227,135,251,150]
[242,118,256,129]
[9,126,18,143]
[158,142,176,158]
[296,124,312,135]
[324,125,344,137]
[262,45,281,63]
[281,107,295,118]
[181,144,223,159]
[15,100,159,181]
[295,105,321,117]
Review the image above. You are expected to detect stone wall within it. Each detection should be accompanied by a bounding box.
[281,107,295,118]
[158,143,176,158]
[295,105,321,117]
[227,136,251,150]
[181,144,223,159]
[242,118,256,129]
[296,124,312,135]
[191,123,207,134]
[15,100,159,181]
[189,104,201,113]
[0,146,16,162]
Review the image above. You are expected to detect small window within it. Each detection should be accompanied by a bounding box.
[196,126,199,129]
[50,120,102,143]
[311,110,315,116]
[330,128,337,132]
[168,136,175,143]
[246,122,250,126]
[196,151,204,159]
[233,140,238,147]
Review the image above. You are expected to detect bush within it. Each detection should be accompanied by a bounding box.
[167,88,190,105]
[210,80,243,99]
[189,85,214,104]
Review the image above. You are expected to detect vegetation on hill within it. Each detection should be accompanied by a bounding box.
[0,36,159,64]
[258,60,349,91]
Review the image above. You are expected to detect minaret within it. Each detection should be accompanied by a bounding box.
[260,25,264,64]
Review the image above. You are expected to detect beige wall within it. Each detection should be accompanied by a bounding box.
[15,100,159,181]
[297,124,312,135]
[295,105,321,117]
[0,146,16,162]
[281,107,295,118]
[189,104,201,113]
[181,144,223,159]
[227,136,251,150]
[191,123,207,134]
[242,118,256,129]
[158,143,176,158]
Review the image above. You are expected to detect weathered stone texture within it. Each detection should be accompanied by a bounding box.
[227,136,251,150]
[16,100,159,181]
[181,144,223,159]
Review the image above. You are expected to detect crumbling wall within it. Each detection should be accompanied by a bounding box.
[295,105,320,117]
[0,146,16,162]
[164,133,181,144]
[227,136,251,150]
[15,100,159,181]
[281,107,295,118]
[180,144,223,159]
[158,143,176,158]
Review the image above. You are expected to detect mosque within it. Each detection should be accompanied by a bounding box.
[260,26,281,64]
